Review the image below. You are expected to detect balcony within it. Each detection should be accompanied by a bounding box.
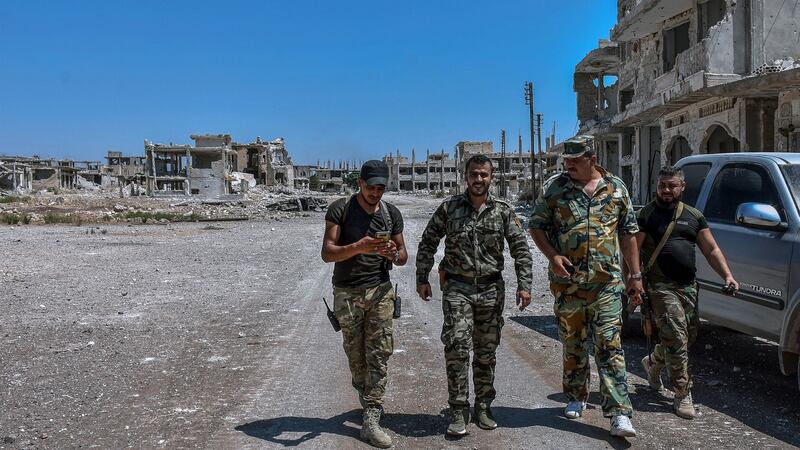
[613,0,692,41]
[656,36,741,108]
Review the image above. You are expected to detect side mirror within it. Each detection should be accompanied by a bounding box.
[735,202,788,231]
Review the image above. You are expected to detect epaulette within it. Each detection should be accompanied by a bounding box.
[494,198,512,209]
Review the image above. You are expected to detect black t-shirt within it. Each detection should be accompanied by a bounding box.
[326,196,404,288]
[637,201,709,285]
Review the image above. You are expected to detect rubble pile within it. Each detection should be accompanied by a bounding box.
[0,185,333,225]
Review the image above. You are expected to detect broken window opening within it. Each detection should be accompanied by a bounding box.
[620,87,635,112]
[663,22,690,72]
[698,0,727,41]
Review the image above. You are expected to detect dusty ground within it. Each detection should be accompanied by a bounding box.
[1,194,798,449]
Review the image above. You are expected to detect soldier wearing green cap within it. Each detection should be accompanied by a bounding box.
[528,135,642,438]
[321,160,408,448]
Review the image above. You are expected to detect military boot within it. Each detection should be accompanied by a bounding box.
[446,407,470,436]
[641,354,664,391]
[674,392,696,419]
[360,407,392,448]
[474,402,497,430]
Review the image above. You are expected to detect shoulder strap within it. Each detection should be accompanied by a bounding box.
[645,201,684,273]
[379,200,392,233]
[340,195,356,226]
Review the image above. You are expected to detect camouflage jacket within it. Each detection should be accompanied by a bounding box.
[528,166,638,288]
[416,192,533,292]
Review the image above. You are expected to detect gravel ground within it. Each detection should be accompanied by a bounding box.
[1,194,798,449]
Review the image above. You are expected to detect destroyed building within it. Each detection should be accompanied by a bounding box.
[455,140,560,197]
[384,149,459,192]
[576,0,800,203]
[105,151,147,195]
[232,137,295,187]
[379,139,562,197]
[0,156,80,192]
[145,134,239,197]
[0,158,32,192]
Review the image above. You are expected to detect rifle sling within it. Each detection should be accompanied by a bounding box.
[644,201,684,274]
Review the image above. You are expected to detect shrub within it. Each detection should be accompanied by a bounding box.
[43,212,72,224]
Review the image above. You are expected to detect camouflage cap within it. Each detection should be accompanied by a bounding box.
[562,135,595,158]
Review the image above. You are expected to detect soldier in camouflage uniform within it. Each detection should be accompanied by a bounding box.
[636,166,738,419]
[321,160,408,448]
[416,154,532,436]
[528,136,641,438]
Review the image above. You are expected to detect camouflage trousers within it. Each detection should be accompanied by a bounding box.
[648,280,699,397]
[551,282,633,417]
[441,278,505,409]
[333,281,395,408]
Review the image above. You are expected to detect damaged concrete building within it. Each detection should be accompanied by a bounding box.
[380,139,562,198]
[232,137,295,187]
[0,158,33,192]
[455,140,561,198]
[105,151,147,194]
[145,134,239,197]
[576,0,800,203]
[384,149,459,192]
[0,156,80,192]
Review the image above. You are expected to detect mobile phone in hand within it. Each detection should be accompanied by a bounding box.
[376,231,391,241]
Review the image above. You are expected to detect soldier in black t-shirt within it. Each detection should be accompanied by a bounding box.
[320,160,407,448]
[635,166,738,420]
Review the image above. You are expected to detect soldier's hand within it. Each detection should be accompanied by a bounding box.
[355,236,384,255]
[516,290,531,311]
[376,239,397,259]
[549,255,573,278]
[417,283,432,301]
[724,276,739,292]
[627,289,643,306]
[626,278,644,306]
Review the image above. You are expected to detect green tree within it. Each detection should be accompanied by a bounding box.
[344,171,360,189]
[309,174,320,190]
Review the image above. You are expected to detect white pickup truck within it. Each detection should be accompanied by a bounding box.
[673,153,800,391]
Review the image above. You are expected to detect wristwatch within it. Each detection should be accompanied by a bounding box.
[629,272,643,280]
[392,251,400,263]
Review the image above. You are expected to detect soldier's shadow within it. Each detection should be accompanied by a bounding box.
[235,409,444,447]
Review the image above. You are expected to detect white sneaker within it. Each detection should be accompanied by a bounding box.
[610,415,636,437]
[564,401,586,419]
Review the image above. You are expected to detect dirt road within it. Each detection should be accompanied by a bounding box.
[1,194,798,449]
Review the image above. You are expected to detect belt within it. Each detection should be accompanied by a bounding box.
[445,272,502,285]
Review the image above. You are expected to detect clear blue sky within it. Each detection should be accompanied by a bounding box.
[0,1,616,164]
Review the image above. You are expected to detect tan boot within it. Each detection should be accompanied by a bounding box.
[361,407,392,448]
[674,392,696,419]
[474,402,497,430]
[641,354,664,391]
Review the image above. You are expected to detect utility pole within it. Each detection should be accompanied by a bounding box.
[500,129,506,198]
[536,113,544,184]
[411,148,416,193]
[524,81,535,198]
[439,149,445,192]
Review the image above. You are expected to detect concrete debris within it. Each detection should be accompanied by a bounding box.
[0,182,331,225]
[752,58,799,76]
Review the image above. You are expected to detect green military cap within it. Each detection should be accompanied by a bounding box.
[562,135,595,158]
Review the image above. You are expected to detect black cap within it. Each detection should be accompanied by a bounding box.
[360,160,389,186]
